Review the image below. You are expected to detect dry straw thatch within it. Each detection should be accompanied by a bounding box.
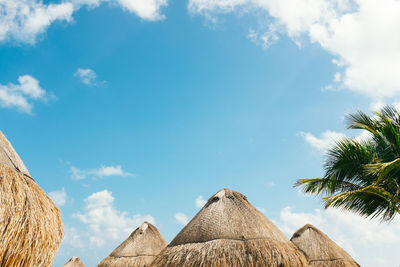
[98,222,167,267]
[63,256,86,267]
[290,224,359,267]
[0,131,63,267]
[151,188,309,267]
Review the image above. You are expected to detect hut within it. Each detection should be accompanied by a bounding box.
[290,224,359,266]
[98,222,167,267]
[63,256,86,267]
[0,131,63,267]
[151,188,309,267]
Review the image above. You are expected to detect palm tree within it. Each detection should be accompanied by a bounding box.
[295,105,400,221]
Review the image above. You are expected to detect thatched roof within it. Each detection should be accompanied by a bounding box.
[0,130,63,267]
[98,222,167,267]
[290,224,359,267]
[63,256,86,267]
[151,188,309,267]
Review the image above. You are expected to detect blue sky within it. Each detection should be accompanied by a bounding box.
[1,0,400,266]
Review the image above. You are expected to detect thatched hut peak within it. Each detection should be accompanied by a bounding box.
[151,188,309,267]
[291,224,359,267]
[0,131,63,267]
[0,131,30,176]
[97,222,167,267]
[63,256,86,267]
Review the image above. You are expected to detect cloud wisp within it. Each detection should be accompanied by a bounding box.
[195,195,207,208]
[175,212,189,225]
[70,165,133,180]
[298,130,347,152]
[0,75,49,114]
[74,68,106,86]
[48,188,67,207]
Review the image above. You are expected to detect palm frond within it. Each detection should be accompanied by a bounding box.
[324,138,375,187]
[296,105,400,221]
[364,158,400,185]
[376,121,400,156]
[377,105,400,128]
[295,178,362,195]
[323,186,400,221]
[294,178,327,194]
[347,111,377,133]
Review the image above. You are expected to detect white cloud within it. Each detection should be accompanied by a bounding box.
[95,165,132,176]
[70,165,133,180]
[0,75,48,113]
[298,130,346,152]
[275,206,400,267]
[74,190,154,247]
[308,0,400,99]
[49,188,67,207]
[115,0,167,20]
[0,0,167,45]
[189,0,400,100]
[195,195,207,208]
[54,224,85,261]
[175,212,189,225]
[73,0,167,21]
[369,100,400,114]
[353,129,371,143]
[299,129,371,152]
[61,225,85,249]
[74,68,105,86]
[0,0,74,44]
[370,99,387,112]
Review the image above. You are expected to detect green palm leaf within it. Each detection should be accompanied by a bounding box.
[295,105,400,221]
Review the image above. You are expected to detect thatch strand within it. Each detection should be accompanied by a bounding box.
[98,222,167,267]
[0,131,63,267]
[151,188,309,267]
[63,256,86,267]
[290,224,359,267]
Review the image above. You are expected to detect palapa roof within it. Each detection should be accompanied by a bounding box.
[0,131,30,176]
[0,130,63,266]
[291,224,359,267]
[63,256,86,267]
[97,222,167,267]
[151,188,309,267]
